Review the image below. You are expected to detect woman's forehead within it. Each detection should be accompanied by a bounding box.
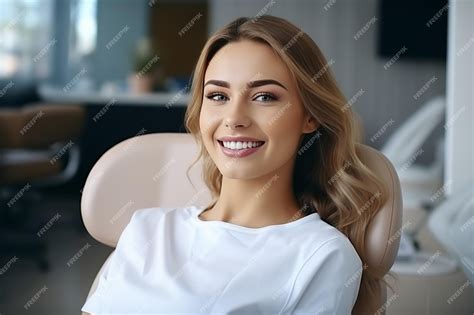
[204,40,294,89]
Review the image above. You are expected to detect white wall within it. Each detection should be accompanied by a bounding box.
[445,0,474,195]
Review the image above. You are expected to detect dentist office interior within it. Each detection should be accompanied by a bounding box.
[0,0,473,314]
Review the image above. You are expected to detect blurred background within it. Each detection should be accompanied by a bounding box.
[0,0,472,314]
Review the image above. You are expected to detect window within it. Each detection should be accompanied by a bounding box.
[0,0,54,79]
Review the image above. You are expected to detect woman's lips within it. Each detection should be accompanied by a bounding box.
[217,140,265,158]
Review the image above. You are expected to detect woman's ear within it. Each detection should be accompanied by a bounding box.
[302,114,319,134]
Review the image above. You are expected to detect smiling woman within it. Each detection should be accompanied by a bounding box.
[198,38,318,224]
[81,15,392,315]
[184,15,393,313]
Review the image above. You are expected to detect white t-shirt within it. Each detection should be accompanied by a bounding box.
[82,205,363,315]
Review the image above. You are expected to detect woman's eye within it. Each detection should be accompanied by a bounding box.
[205,92,277,103]
[253,93,277,102]
[206,93,228,102]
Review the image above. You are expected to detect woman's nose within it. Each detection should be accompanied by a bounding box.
[223,97,251,129]
[225,119,249,129]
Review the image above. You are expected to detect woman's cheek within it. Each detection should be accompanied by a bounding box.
[199,108,217,136]
[269,111,303,150]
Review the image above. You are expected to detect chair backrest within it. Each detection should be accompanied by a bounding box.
[81,132,402,314]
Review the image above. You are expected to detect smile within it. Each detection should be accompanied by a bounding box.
[217,140,265,158]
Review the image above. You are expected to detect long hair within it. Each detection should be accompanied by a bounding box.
[184,15,395,313]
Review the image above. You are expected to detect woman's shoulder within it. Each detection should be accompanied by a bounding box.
[130,205,198,223]
[282,226,364,314]
[113,206,199,256]
[122,205,201,237]
[302,217,362,268]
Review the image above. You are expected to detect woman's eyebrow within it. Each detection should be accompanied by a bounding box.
[204,79,288,91]
[247,79,288,91]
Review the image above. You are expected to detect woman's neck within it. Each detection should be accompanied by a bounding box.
[199,172,304,228]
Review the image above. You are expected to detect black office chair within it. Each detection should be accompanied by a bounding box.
[0,103,85,271]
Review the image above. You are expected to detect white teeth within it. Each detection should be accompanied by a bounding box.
[222,141,264,150]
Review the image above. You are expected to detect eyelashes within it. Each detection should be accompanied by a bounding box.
[205,92,278,103]
[206,92,228,102]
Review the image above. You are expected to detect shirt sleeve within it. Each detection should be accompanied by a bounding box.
[281,236,363,315]
[81,208,153,314]
[81,250,115,313]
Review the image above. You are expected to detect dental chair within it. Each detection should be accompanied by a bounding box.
[81,133,403,315]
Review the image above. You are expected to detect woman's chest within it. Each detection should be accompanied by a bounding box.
[103,229,303,314]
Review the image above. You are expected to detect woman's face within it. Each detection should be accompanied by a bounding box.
[199,39,317,179]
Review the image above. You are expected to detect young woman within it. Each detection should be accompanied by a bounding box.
[82,15,390,314]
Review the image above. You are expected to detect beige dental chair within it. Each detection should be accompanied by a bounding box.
[81,133,402,315]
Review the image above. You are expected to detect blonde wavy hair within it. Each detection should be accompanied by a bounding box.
[184,15,395,313]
